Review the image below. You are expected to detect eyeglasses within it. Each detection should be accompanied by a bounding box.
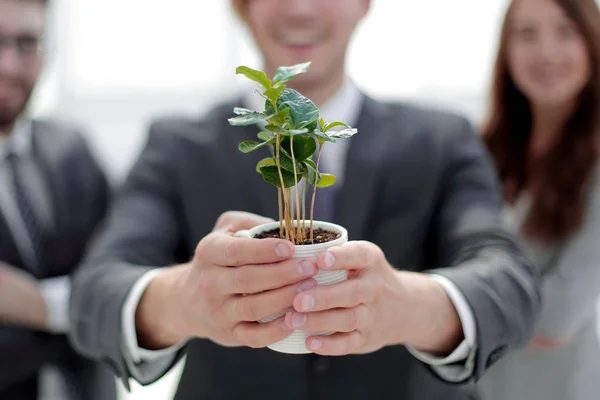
[0,34,44,61]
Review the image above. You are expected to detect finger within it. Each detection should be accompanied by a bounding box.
[284,305,369,333]
[292,278,369,312]
[305,331,363,355]
[214,211,274,233]
[316,241,384,271]
[226,258,317,294]
[229,279,317,322]
[196,232,294,267]
[232,316,294,348]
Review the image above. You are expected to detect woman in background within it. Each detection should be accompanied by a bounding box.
[478,0,600,399]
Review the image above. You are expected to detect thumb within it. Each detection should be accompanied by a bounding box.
[213,211,274,233]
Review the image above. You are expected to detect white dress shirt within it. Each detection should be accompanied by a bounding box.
[0,120,71,333]
[121,79,477,382]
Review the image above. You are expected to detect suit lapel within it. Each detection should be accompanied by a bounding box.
[335,97,391,240]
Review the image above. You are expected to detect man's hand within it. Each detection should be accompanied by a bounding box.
[283,241,464,356]
[0,263,48,329]
[135,211,319,350]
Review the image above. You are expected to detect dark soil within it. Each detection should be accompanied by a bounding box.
[255,227,341,245]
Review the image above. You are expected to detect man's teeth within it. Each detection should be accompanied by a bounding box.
[280,32,320,45]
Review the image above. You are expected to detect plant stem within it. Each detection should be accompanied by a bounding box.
[277,188,283,238]
[310,142,324,244]
[290,136,302,243]
[287,188,296,243]
[302,177,307,241]
[275,133,290,241]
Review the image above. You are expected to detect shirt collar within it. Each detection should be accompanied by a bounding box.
[0,119,33,161]
[243,77,364,129]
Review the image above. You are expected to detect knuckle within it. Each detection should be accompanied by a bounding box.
[194,237,209,259]
[358,241,383,266]
[196,272,215,299]
[225,240,239,266]
[246,335,264,349]
[338,339,351,355]
[346,308,359,331]
[217,211,233,225]
[232,268,250,294]
[350,279,365,300]
[371,277,387,302]
[232,324,247,345]
[237,297,257,321]
[207,305,223,325]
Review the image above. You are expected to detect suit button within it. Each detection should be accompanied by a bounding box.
[486,345,508,369]
[312,357,330,376]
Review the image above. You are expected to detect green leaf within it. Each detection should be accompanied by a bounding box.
[317,173,336,188]
[276,88,319,129]
[264,124,280,133]
[233,107,255,116]
[272,62,311,85]
[228,112,274,126]
[255,157,275,173]
[238,139,274,153]
[264,99,275,116]
[288,128,309,135]
[264,85,285,105]
[303,159,318,185]
[312,130,337,143]
[323,121,352,131]
[277,146,303,172]
[236,66,272,89]
[266,107,290,126]
[281,135,316,161]
[319,118,326,131]
[327,128,358,139]
[258,165,302,188]
[257,131,272,141]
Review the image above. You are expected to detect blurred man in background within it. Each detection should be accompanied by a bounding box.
[70,0,540,399]
[0,0,114,399]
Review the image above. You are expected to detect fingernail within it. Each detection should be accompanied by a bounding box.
[297,280,315,292]
[276,243,291,257]
[309,338,322,350]
[298,260,315,277]
[291,312,307,328]
[301,294,315,311]
[324,252,335,269]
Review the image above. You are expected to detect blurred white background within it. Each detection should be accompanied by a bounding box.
[26,1,599,399]
[30,0,510,183]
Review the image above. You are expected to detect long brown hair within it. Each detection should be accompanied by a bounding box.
[483,0,600,244]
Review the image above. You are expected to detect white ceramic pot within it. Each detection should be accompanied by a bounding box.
[236,220,348,354]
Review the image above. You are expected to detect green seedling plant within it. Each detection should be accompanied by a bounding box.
[228,62,357,244]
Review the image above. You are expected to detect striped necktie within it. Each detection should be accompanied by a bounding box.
[6,152,46,273]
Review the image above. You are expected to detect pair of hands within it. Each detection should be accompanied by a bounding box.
[0,263,47,330]
[137,211,464,356]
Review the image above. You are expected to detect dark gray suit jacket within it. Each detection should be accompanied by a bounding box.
[70,97,541,400]
[0,120,112,400]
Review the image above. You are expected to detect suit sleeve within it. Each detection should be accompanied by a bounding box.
[0,127,112,391]
[69,122,187,389]
[428,117,542,382]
